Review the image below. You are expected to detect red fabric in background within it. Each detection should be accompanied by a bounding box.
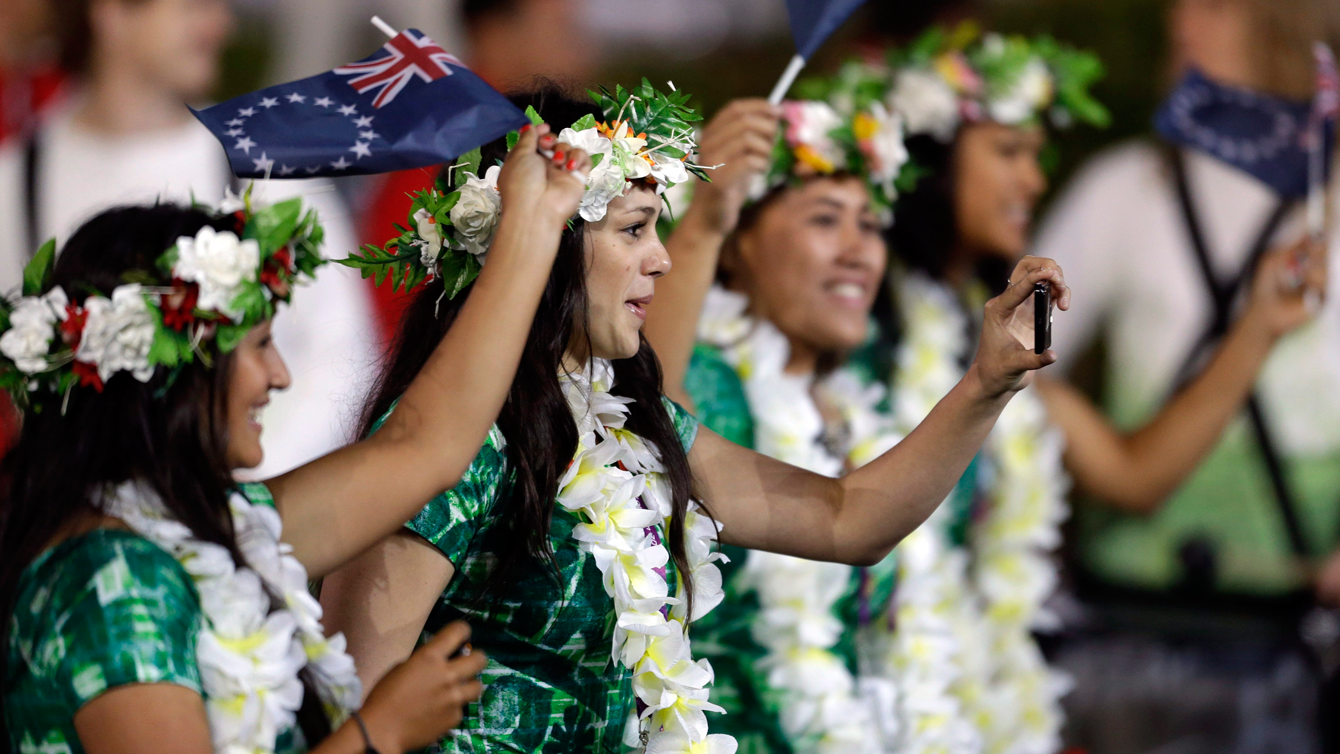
[357,166,440,345]
[0,64,65,143]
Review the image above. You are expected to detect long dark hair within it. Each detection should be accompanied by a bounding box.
[359,86,702,613]
[0,205,332,749]
[885,134,1012,328]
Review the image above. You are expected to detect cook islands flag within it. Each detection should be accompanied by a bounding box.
[193,29,527,178]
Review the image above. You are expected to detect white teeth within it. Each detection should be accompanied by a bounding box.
[249,408,262,424]
[830,283,865,300]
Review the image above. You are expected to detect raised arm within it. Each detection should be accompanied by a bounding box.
[693,257,1069,565]
[267,126,593,578]
[1039,236,1326,513]
[643,99,778,406]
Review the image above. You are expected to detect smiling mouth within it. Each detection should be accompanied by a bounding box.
[625,296,652,320]
[825,281,869,304]
[248,405,266,432]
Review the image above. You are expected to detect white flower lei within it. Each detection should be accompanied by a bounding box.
[556,359,734,754]
[103,482,362,754]
[882,274,1070,754]
[696,286,901,754]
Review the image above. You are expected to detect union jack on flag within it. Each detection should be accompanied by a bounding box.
[335,30,465,109]
[192,28,526,178]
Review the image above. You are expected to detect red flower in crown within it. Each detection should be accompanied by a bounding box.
[60,302,88,349]
[261,246,295,299]
[162,281,200,332]
[71,360,104,392]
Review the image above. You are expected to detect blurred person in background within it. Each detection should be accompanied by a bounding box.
[0,0,66,144]
[1031,0,1340,751]
[0,0,378,478]
[358,0,595,342]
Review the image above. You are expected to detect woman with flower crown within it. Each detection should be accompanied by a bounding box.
[319,79,1069,754]
[639,86,922,754]
[0,123,598,754]
[643,25,1327,754]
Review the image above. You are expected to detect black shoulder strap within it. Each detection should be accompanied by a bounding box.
[22,133,41,259]
[1168,148,1310,558]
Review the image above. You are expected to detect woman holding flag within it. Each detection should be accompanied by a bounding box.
[0,121,597,754]
[319,78,1069,754]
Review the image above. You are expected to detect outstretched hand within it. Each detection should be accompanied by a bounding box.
[682,99,781,235]
[972,255,1071,396]
[496,123,592,233]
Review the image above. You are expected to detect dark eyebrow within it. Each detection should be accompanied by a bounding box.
[622,206,657,219]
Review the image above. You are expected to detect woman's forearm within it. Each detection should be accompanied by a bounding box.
[270,216,563,577]
[1047,313,1276,513]
[643,207,727,408]
[700,366,1011,565]
[833,365,1011,564]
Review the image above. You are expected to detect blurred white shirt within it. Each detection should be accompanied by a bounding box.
[1031,140,1340,456]
[0,102,379,478]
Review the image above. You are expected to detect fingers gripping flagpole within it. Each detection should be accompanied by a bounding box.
[365,16,587,180]
[768,54,806,106]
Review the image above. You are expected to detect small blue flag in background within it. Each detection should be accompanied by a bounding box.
[193,28,527,179]
[784,0,869,59]
[1156,67,1332,198]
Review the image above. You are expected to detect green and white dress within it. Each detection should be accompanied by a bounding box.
[388,360,729,754]
[685,287,980,754]
[5,483,358,754]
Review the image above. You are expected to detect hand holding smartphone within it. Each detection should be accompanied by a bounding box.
[1034,282,1053,355]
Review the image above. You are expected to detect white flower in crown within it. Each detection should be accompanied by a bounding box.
[989,57,1053,125]
[579,160,631,222]
[890,68,962,141]
[854,102,909,188]
[172,226,260,321]
[648,152,690,194]
[782,100,846,174]
[75,284,156,383]
[449,165,502,257]
[0,287,67,374]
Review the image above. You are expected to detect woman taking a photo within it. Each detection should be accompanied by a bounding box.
[320,81,1068,754]
[1,122,594,754]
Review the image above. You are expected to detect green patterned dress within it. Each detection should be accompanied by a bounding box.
[393,398,698,754]
[4,484,299,754]
[684,343,977,754]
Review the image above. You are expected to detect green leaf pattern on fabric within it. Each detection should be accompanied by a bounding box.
[397,399,699,754]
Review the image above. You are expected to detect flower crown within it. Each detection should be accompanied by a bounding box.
[339,79,707,298]
[882,23,1110,141]
[0,187,324,411]
[754,93,913,224]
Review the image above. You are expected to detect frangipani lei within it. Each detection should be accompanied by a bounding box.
[557,359,733,754]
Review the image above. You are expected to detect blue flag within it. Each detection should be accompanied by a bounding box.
[785,0,868,59]
[1156,67,1332,198]
[193,29,528,179]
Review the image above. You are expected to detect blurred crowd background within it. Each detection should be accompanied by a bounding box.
[2,0,1339,751]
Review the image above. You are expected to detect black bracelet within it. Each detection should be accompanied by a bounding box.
[351,710,381,754]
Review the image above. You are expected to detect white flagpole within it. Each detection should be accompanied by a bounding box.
[370,15,399,39]
[768,54,806,106]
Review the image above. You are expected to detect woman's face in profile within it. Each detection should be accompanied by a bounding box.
[225,320,290,470]
[953,122,1048,262]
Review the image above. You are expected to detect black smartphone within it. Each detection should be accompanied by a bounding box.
[1033,282,1052,355]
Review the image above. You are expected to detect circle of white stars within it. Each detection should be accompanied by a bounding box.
[223,90,383,176]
